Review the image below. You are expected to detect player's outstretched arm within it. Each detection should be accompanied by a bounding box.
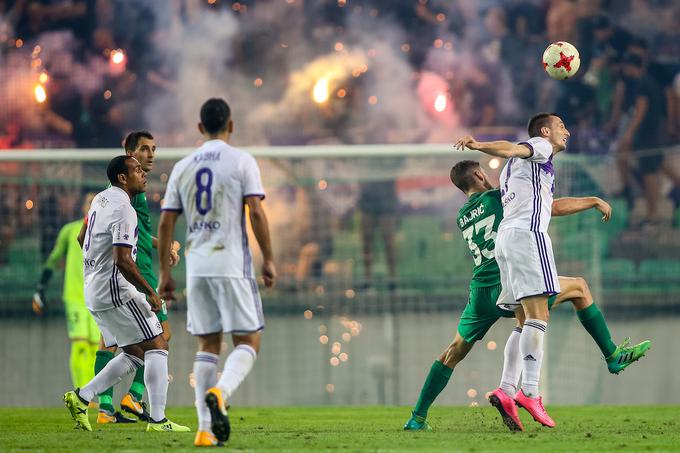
[113,245,162,311]
[157,211,180,299]
[454,135,532,159]
[246,196,277,288]
[552,197,611,221]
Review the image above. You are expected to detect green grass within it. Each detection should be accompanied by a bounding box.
[0,406,678,452]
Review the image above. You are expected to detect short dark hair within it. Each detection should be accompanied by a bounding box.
[200,98,231,134]
[107,155,133,186]
[450,160,480,193]
[527,112,557,138]
[123,130,154,152]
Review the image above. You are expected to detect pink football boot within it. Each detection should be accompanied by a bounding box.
[514,390,555,428]
[488,388,524,431]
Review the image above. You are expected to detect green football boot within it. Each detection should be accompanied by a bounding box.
[606,337,651,374]
[403,413,432,431]
[63,390,92,431]
[146,418,191,432]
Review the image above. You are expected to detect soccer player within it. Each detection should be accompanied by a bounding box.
[78,131,179,424]
[453,113,649,427]
[158,98,276,447]
[63,155,189,433]
[403,161,650,432]
[33,193,100,390]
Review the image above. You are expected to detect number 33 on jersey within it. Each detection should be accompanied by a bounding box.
[457,189,503,288]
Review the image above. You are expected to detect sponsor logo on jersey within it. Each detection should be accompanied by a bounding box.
[189,220,222,233]
[502,191,516,207]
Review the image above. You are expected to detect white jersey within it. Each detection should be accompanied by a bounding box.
[498,136,556,233]
[162,139,265,278]
[83,186,142,312]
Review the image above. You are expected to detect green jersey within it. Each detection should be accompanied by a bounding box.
[131,192,156,287]
[45,219,85,303]
[456,189,503,288]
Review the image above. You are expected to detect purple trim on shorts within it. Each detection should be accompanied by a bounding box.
[125,300,153,340]
[533,232,554,292]
[226,325,265,335]
[161,207,183,213]
[112,243,133,248]
[518,141,534,158]
[538,233,556,291]
[249,277,264,326]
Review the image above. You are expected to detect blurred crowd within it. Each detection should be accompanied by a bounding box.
[0,0,678,147]
[1,0,680,232]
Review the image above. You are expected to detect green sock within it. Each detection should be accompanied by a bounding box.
[413,360,453,419]
[94,350,115,414]
[70,340,91,389]
[129,366,145,402]
[577,303,617,358]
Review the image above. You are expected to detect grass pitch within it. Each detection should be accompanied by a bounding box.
[0,406,677,452]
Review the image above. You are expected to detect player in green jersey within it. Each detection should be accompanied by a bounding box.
[77,131,181,424]
[33,193,100,390]
[404,160,650,431]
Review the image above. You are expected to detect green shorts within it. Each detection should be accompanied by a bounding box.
[457,284,557,344]
[143,271,168,323]
[64,299,100,343]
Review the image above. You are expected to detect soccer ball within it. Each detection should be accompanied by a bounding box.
[542,41,581,80]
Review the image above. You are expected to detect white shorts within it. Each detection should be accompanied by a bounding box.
[495,228,560,310]
[186,277,264,335]
[90,296,163,347]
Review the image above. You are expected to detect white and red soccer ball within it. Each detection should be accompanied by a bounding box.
[543,41,581,80]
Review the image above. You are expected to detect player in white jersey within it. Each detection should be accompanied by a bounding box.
[63,156,189,433]
[455,112,570,428]
[158,98,276,447]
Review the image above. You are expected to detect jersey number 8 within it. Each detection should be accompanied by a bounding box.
[195,168,213,215]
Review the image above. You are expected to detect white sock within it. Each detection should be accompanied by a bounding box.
[144,349,169,422]
[499,327,523,397]
[217,344,257,400]
[80,353,142,402]
[194,352,218,432]
[519,319,547,398]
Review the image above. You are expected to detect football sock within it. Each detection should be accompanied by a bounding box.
[81,353,142,402]
[194,352,219,432]
[129,365,146,402]
[412,360,453,419]
[499,327,523,397]
[94,350,116,413]
[577,303,617,358]
[519,319,547,398]
[70,340,93,389]
[217,344,257,400]
[144,349,169,422]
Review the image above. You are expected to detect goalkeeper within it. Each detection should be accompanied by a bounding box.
[33,193,99,390]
